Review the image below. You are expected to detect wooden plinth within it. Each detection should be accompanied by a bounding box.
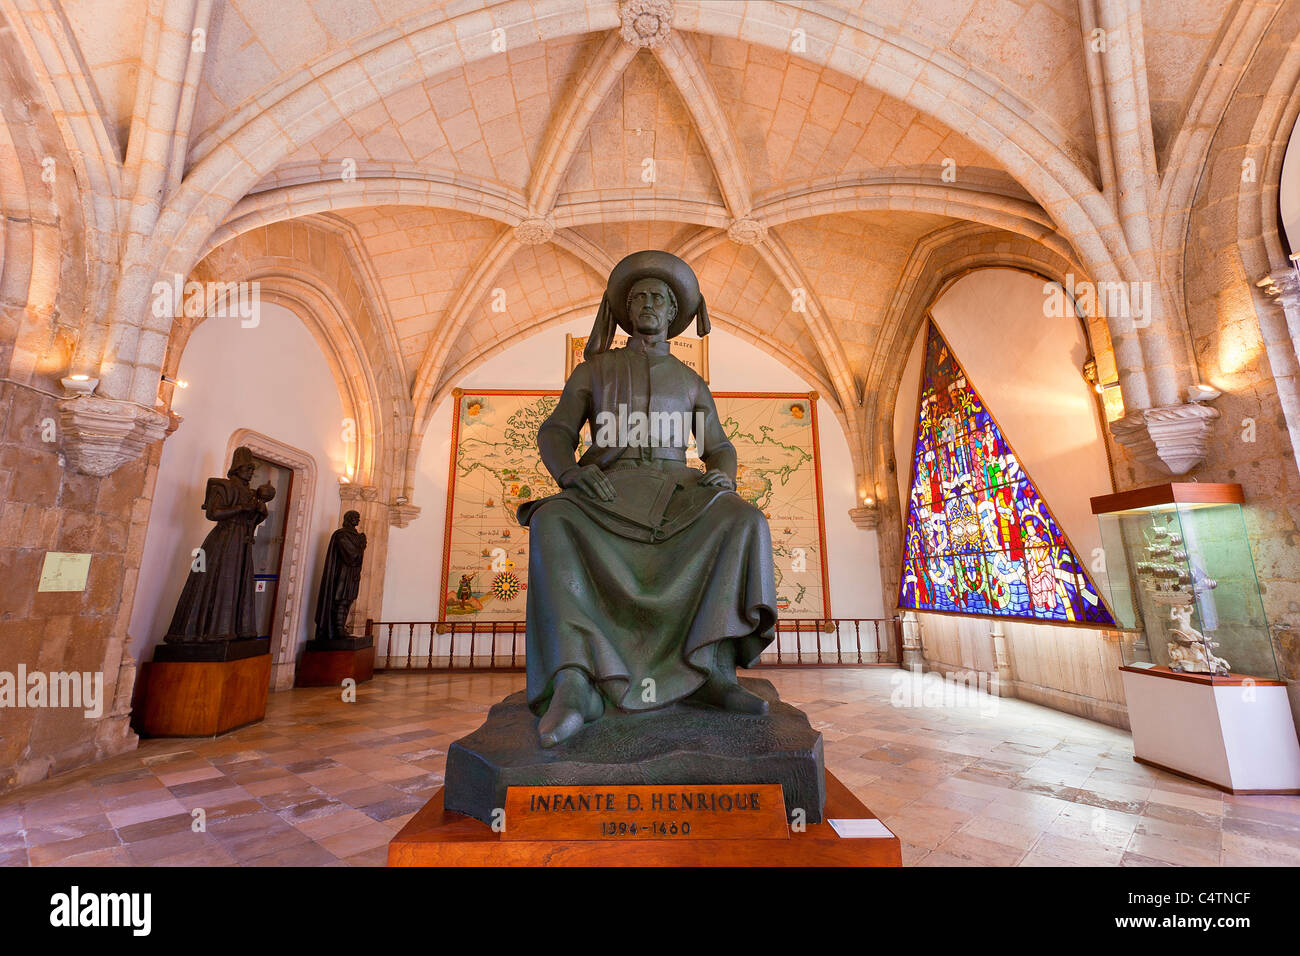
[295,645,376,687]
[134,653,271,737]
[388,771,900,867]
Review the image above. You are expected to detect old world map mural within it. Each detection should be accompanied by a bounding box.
[440,389,830,621]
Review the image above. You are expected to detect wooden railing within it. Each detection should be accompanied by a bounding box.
[763,618,902,666]
[365,618,900,672]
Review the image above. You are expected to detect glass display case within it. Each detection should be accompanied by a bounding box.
[1090,483,1279,681]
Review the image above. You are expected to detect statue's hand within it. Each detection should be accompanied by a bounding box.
[698,469,736,491]
[565,464,616,501]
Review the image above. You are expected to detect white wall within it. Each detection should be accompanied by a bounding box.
[129,302,347,663]
[1282,116,1300,252]
[384,320,883,623]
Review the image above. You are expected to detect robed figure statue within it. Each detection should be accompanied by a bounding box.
[313,511,367,641]
[164,445,275,644]
[517,250,778,747]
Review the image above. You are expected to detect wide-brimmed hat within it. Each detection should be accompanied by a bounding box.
[584,250,710,359]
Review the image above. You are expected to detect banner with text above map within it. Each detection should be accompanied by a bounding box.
[439,389,830,621]
[565,333,709,380]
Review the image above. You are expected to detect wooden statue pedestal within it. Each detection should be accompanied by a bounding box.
[388,771,901,867]
[134,652,272,737]
[295,638,375,687]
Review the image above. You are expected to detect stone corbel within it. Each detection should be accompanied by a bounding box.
[1110,402,1220,475]
[338,483,376,504]
[848,504,879,530]
[1256,266,1300,310]
[387,502,420,528]
[57,394,171,477]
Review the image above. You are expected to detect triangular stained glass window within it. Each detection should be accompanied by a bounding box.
[898,320,1115,626]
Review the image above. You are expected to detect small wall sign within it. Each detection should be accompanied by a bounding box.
[38,552,92,592]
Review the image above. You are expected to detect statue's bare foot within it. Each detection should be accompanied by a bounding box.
[538,668,602,748]
[689,678,769,715]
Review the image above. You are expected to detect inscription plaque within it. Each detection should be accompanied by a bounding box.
[502,784,789,842]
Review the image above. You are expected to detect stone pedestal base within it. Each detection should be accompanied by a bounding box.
[133,653,271,737]
[444,677,826,825]
[295,638,376,687]
[388,771,900,866]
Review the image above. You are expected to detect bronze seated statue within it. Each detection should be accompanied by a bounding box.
[516,250,778,747]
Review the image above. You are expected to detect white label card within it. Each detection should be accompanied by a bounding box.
[828,818,894,839]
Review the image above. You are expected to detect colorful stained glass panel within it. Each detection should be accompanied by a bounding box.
[897,322,1116,626]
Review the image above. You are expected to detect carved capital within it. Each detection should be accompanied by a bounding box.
[726,217,767,246]
[619,0,672,49]
[1110,402,1220,475]
[339,483,381,505]
[513,217,555,245]
[848,504,879,530]
[57,395,170,477]
[389,503,422,528]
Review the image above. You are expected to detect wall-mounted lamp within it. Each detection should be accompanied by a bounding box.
[160,374,189,389]
[1186,383,1221,403]
[338,475,350,485]
[60,374,98,395]
[395,495,409,506]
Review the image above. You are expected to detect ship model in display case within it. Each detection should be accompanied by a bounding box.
[1131,521,1229,675]
[1088,483,1300,793]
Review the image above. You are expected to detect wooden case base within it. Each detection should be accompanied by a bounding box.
[295,645,376,687]
[388,770,901,867]
[134,653,271,737]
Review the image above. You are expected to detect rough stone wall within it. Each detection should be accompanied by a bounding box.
[0,381,159,792]
[1179,8,1300,706]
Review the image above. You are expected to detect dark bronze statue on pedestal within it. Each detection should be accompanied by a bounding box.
[517,250,778,746]
[159,445,275,661]
[313,510,367,642]
[444,250,825,823]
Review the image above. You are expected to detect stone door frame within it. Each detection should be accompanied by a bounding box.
[225,428,318,690]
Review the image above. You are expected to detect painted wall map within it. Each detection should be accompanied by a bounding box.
[440,389,830,621]
[897,321,1115,626]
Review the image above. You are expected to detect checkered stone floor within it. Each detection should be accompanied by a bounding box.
[1,668,1298,866]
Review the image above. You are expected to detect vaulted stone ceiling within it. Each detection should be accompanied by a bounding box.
[3,0,1284,503]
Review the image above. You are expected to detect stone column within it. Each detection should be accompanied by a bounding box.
[1256,267,1300,480]
[988,620,1013,697]
[900,610,925,669]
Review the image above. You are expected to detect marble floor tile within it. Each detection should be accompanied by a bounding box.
[0,667,1297,867]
